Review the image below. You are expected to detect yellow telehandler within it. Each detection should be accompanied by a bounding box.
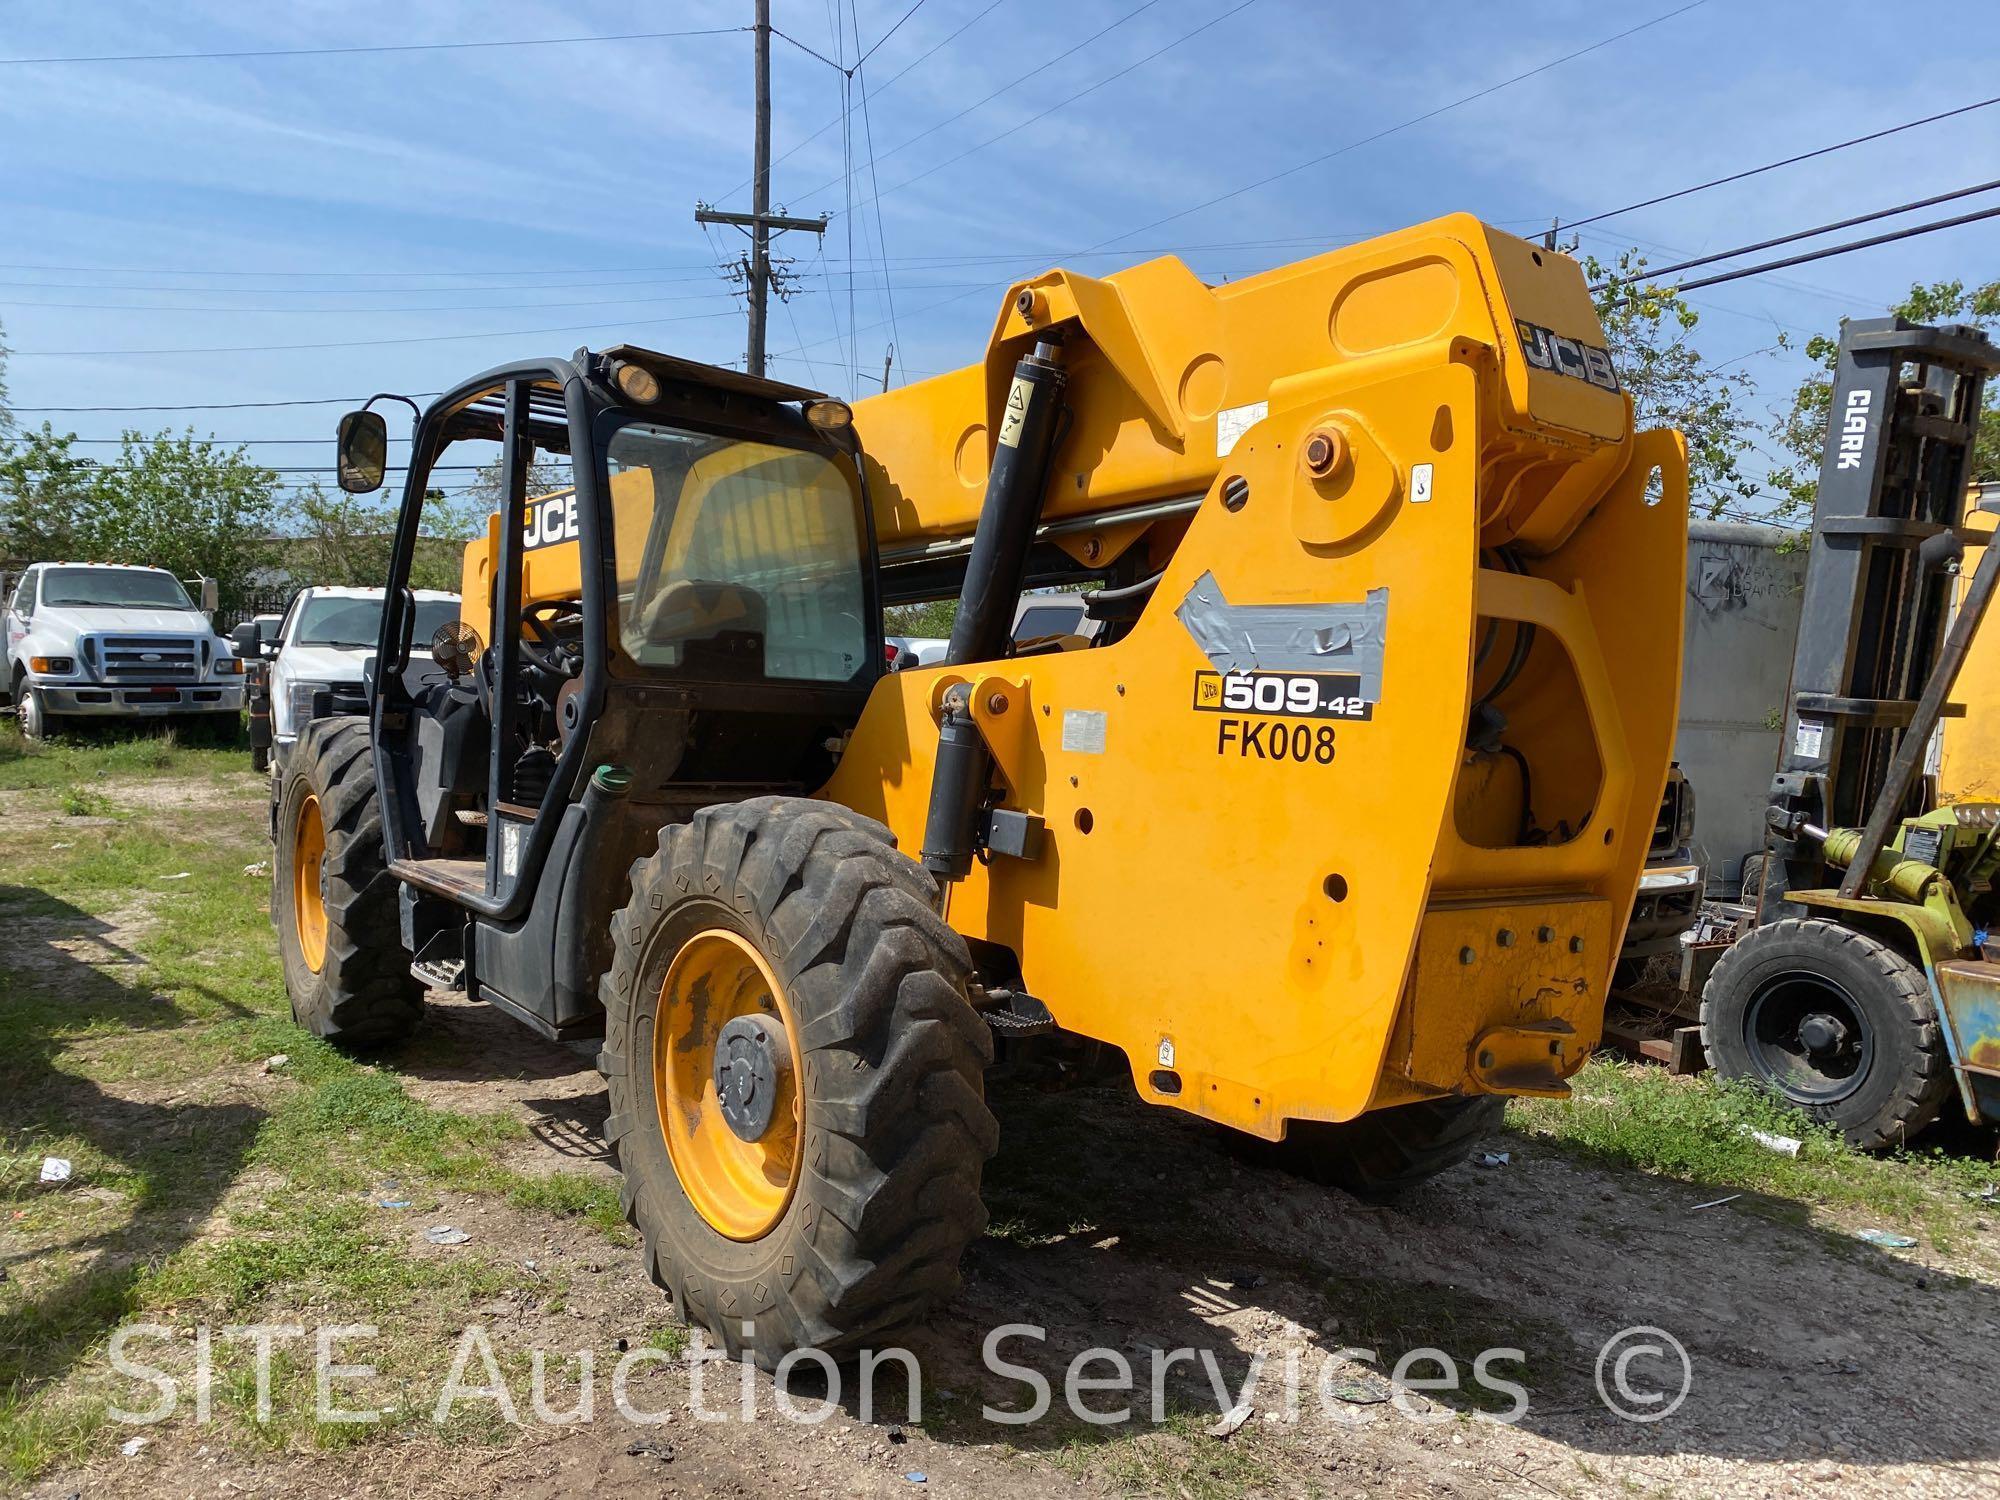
[277,213,1688,1363]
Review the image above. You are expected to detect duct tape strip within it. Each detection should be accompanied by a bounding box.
[1175,570,1388,700]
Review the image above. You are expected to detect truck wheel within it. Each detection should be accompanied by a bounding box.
[1701,917,1951,1150]
[17,685,59,742]
[1246,1095,1505,1199]
[598,796,997,1367]
[273,716,422,1046]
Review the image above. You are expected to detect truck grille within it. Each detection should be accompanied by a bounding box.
[89,634,202,679]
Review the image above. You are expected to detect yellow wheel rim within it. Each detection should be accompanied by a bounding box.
[652,928,804,1242]
[293,793,329,974]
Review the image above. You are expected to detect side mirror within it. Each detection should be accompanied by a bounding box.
[199,577,220,614]
[337,409,389,494]
[231,620,264,657]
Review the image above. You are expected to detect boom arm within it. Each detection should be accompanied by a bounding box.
[827,214,1691,1138]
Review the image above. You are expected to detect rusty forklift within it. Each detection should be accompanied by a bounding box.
[1704,317,2000,1149]
[275,215,1689,1362]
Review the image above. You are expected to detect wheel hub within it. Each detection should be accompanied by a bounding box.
[714,1013,791,1142]
[651,927,804,1242]
[1743,966,1873,1104]
[1797,1011,1850,1058]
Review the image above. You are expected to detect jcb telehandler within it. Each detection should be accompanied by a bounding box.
[276,214,1689,1363]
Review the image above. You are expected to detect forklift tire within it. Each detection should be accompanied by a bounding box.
[1701,917,1951,1150]
[273,716,423,1047]
[598,796,997,1367]
[1247,1094,1505,1199]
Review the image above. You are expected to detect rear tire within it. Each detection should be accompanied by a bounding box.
[273,716,422,1046]
[1701,917,1950,1150]
[1248,1095,1505,1198]
[599,796,997,1367]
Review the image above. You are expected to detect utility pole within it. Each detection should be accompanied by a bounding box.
[695,0,828,378]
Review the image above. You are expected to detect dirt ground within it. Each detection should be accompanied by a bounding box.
[15,772,2000,1500]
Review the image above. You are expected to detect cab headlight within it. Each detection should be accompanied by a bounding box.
[287,680,329,732]
[28,656,75,675]
[1674,776,1697,847]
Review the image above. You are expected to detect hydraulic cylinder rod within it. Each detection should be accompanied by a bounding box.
[921,336,1068,880]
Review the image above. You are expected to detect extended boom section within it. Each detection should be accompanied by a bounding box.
[827,213,1690,1139]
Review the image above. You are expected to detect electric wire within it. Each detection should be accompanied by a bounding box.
[1589,178,2000,292]
[1560,91,2000,232]
[0,26,748,67]
[1082,0,1710,252]
[787,0,1164,206]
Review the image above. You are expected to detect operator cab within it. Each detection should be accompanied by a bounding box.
[332,347,882,1037]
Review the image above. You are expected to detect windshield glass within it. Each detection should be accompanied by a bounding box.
[40,567,194,610]
[605,423,869,684]
[294,595,460,649]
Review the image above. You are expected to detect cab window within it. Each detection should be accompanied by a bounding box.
[605,422,869,684]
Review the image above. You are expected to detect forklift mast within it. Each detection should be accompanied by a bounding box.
[1763,318,2000,917]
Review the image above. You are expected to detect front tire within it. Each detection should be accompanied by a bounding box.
[17,685,59,742]
[1247,1094,1505,1198]
[1701,917,1951,1149]
[273,716,422,1046]
[599,796,996,1366]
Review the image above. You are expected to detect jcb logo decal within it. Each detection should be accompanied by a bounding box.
[524,491,579,552]
[1516,320,1621,393]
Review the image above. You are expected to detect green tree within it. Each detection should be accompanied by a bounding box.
[0,425,279,616]
[1585,249,1772,517]
[287,481,400,587]
[92,430,279,618]
[411,489,484,593]
[0,423,100,561]
[1769,278,2000,525]
[0,317,13,439]
[282,480,482,595]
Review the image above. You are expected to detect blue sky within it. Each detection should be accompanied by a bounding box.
[3,0,1997,514]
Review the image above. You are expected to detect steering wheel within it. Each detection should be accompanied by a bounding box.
[520,600,583,679]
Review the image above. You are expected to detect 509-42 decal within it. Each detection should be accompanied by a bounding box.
[1192,669,1373,721]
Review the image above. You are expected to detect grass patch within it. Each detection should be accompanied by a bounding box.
[0,740,634,1480]
[1510,1059,2000,1248]
[0,721,246,791]
[56,784,112,817]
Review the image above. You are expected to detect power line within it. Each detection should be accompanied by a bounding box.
[1588,178,2000,291]
[789,0,1165,206]
[0,270,735,293]
[1561,91,2000,232]
[1084,0,1709,252]
[0,287,758,315]
[1661,201,2000,296]
[769,26,846,73]
[848,5,901,382]
[10,309,743,359]
[711,0,1008,206]
[0,264,728,282]
[11,393,445,414]
[849,0,1260,217]
[0,26,747,67]
[858,0,930,68]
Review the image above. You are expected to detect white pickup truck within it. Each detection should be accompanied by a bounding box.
[234,585,461,774]
[3,562,245,740]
